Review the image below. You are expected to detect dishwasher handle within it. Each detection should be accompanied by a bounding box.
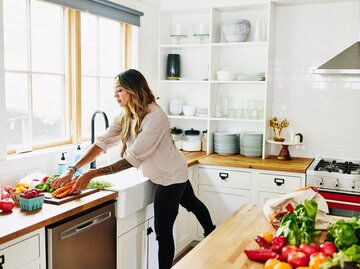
[60,211,112,240]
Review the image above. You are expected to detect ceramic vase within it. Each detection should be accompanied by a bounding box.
[166,54,180,80]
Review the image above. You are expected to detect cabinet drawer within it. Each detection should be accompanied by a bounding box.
[198,167,251,189]
[0,234,40,268]
[258,173,301,192]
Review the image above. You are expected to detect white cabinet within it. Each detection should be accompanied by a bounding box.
[0,228,46,269]
[254,170,305,207]
[117,205,158,269]
[158,3,276,158]
[197,165,251,236]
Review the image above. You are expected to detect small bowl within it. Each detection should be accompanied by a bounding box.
[183,105,196,116]
[216,71,235,81]
[19,196,45,211]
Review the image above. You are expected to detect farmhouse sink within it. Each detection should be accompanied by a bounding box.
[97,168,155,218]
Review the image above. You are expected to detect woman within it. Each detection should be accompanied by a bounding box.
[51,69,215,269]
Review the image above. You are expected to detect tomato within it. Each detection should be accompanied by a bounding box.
[261,232,274,244]
[264,258,281,269]
[287,251,309,268]
[4,186,13,194]
[0,198,14,212]
[310,252,327,261]
[319,242,337,257]
[281,245,300,261]
[1,190,10,199]
[273,261,293,269]
[299,243,319,257]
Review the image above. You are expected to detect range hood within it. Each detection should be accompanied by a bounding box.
[314,41,360,74]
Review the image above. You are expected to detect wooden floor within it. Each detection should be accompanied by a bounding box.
[172,241,199,266]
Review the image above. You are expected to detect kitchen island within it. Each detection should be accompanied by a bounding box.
[173,203,275,269]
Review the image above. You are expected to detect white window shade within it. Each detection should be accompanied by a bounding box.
[43,0,144,26]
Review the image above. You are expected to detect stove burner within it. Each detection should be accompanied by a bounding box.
[315,159,350,174]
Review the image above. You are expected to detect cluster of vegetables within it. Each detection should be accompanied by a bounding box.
[244,199,360,269]
[320,218,360,269]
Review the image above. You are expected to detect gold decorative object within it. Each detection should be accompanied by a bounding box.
[269,117,289,142]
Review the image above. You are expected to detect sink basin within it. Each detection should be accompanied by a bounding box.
[98,168,155,218]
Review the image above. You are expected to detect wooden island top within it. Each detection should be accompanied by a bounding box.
[173,204,276,269]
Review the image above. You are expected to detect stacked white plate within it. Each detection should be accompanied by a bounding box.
[240,132,263,157]
[214,132,240,155]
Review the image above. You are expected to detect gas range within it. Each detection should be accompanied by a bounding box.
[306,158,360,195]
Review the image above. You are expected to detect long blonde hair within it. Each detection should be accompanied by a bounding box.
[116,69,156,157]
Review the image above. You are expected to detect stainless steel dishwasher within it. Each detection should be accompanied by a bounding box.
[47,201,116,269]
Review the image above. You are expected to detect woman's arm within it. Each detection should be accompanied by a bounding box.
[51,144,104,189]
[70,158,133,194]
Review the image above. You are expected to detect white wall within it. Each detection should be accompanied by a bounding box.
[270,0,360,159]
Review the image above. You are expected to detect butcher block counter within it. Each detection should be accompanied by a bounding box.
[0,190,117,244]
[173,203,275,269]
[182,152,313,173]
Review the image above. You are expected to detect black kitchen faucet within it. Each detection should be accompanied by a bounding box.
[90,110,109,168]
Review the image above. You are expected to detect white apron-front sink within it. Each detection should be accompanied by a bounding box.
[98,168,155,218]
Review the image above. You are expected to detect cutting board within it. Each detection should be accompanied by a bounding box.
[44,188,100,205]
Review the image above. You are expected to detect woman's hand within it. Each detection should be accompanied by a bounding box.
[70,169,98,195]
[51,170,75,190]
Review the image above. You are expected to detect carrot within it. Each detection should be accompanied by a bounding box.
[55,187,73,198]
[51,183,74,197]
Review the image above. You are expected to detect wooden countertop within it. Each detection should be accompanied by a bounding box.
[0,152,312,245]
[0,190,117,244]
[182,151,313,174]
[173,204,275,269]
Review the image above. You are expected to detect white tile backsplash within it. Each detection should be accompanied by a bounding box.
[270,1,360,160]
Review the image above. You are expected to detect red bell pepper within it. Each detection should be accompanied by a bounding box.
[244,249,279,261]
[254,236,271,249]
[271,236,287,253]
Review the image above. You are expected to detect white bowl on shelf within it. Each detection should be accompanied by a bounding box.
[222,19,251,42]
[169,99,184,115]
[183,105,196,116]
[216,71,235,81]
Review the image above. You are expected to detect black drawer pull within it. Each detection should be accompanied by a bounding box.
[219,172,229,180]
[147,227,153,235]
[274,178,285,186]
[0,254,5,266]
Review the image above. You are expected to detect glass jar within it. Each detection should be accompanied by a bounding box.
[183,128,201,151]
[171,127,183,149]
[201,130,207,151]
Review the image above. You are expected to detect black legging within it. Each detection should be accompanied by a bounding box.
[154,180,215,269]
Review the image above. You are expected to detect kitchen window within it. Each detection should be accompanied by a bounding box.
[2,0,133,154]
[80,13,126,140]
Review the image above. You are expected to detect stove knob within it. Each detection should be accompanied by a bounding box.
[352,181,356,190]
[319,178,323,186]
[335,179,340,188]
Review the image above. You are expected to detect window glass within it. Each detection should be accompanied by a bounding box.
[5,73,29,147]
[99,18,122,76]
[32,74,65,144]
[81,13,97,76]
[81,13,124,140]
[100,78,119,121]
[81,77,97,138]
[31,0,62,73]
[3,0,27,70]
